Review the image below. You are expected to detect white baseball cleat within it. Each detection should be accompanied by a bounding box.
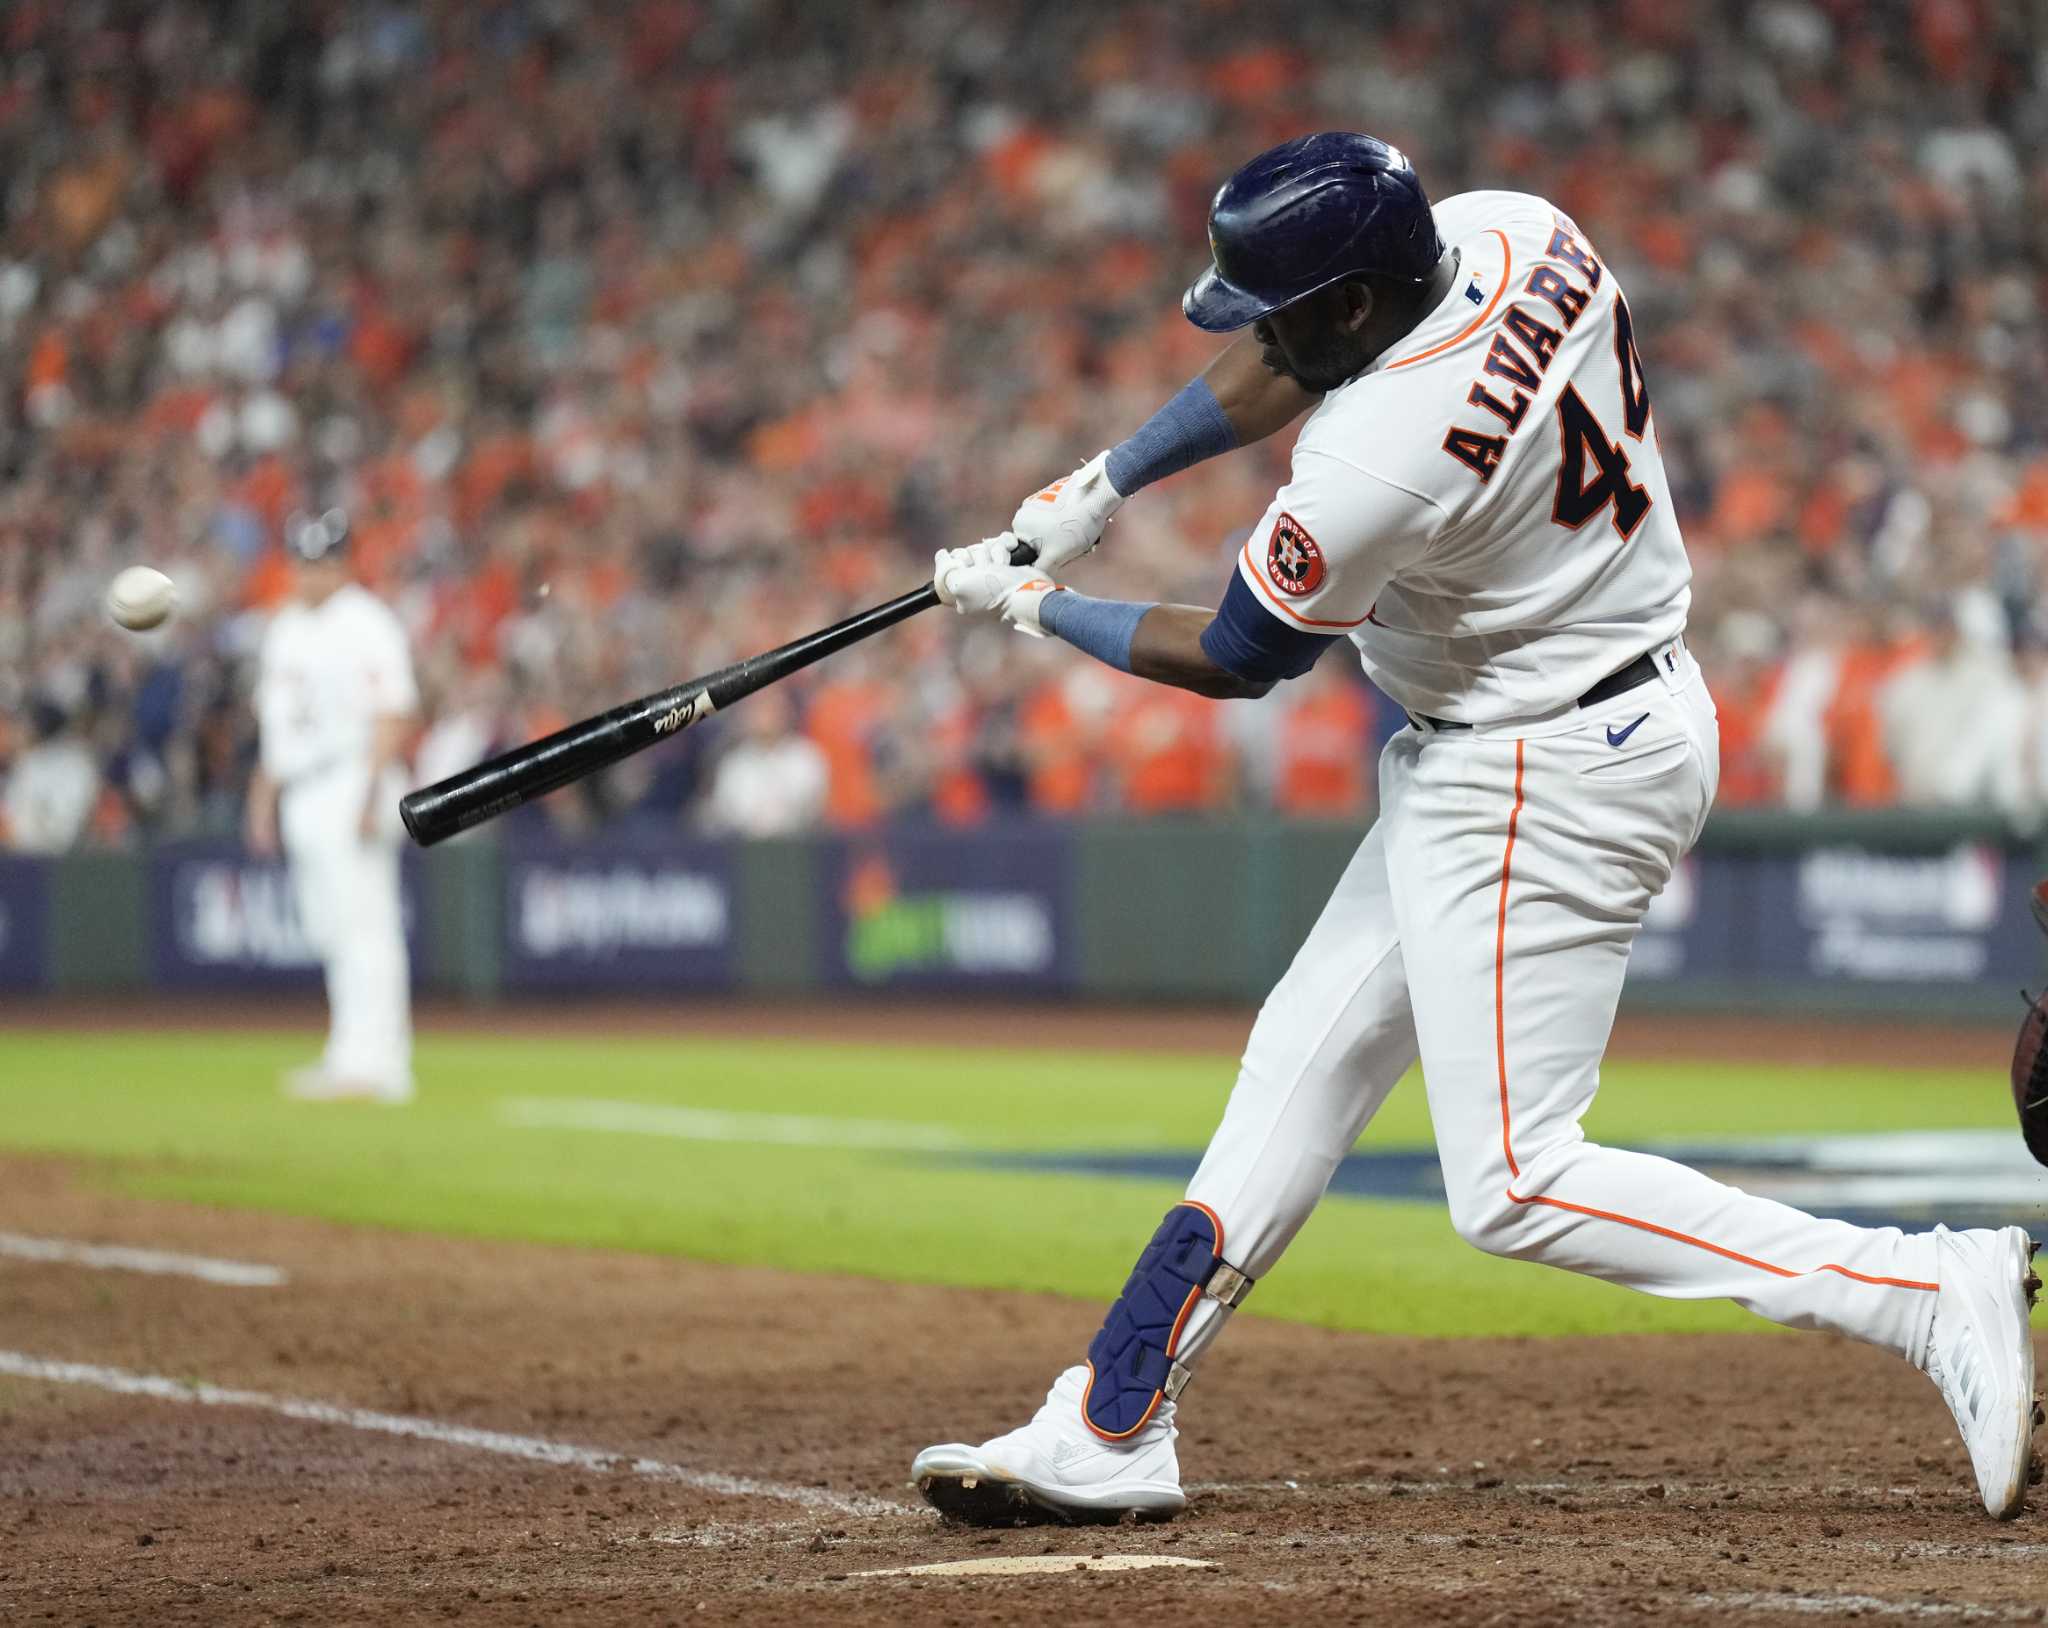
[1917,1225,2042,1519]
[282,1067,414,1105]
[912,1364,1185,1525]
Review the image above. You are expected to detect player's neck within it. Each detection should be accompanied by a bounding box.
[1367,247,1462,363]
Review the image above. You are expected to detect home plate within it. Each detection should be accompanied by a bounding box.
[852,1555,1215,1579]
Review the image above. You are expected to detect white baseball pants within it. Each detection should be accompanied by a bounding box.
[1178,647,1938,1371]
[282,769,414,1095]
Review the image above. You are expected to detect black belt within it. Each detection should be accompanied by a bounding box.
[1409,650,1663,733]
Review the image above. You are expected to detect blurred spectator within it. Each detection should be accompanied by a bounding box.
[413,668,506,792]
[703,689,828,837]
[2023,637,2048,815]
[1704,611,1783,807]
[1759,596,1849,813]
[4,0,2048,847]
[2,704,99,853]
[1106,680,1231,814]
[1880,595,2031,819]
[1273,661,1378,819]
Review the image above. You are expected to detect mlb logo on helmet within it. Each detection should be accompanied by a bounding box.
[1265,512,1325,597]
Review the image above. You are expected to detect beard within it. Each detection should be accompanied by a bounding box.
[1262,327,1372,394]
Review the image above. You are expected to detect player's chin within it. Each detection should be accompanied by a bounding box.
[1270,355,1346,393]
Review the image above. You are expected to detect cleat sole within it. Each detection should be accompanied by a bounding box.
[920,1473,1072,1527]
[917,1472,1165,1528]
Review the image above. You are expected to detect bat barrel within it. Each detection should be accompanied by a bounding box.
[398,579,955,848]
[400,686,706,846]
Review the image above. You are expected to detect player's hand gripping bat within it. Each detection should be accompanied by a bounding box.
[398,543,1038,847]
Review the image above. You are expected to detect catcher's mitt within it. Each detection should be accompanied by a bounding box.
[2013,881,2048,1168]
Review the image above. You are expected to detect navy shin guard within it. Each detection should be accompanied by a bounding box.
[1082,1201,1253,1441]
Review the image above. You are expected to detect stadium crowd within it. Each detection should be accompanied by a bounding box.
[4,0,2048,851]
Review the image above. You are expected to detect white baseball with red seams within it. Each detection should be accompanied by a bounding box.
[917,188,2038,1525]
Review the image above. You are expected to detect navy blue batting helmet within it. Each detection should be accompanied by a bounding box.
[1182,132,1443,333]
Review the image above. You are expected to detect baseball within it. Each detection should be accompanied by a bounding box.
[107,566,178,632]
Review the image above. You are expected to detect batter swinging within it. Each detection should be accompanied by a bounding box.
[913,134,2041,1522]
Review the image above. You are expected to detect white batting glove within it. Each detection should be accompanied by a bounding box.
[1010,450,1124,573]
[933,535,1065,636]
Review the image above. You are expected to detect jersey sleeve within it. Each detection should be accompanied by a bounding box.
[1200,572,1337,686]
[1227,448,1444,639]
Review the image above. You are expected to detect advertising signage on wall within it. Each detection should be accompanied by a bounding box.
[501,839,735,990]
[1627,854,1734,982]
[1627,842,2043,992]
[821,824,1072,992]
[148,842,425,988]
[1767,843,2035,985]
[0,856,49,991]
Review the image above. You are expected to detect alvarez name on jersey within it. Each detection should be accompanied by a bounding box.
[1222,190,1692,725]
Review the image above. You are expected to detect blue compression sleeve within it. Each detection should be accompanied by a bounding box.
[1200,571,1339,684]
[1105,376,1238,496]
[1038,590,1152,674]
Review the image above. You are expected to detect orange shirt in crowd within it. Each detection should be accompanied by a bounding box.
[805,677,891,827]
[1709,666,1783,807]
[1826,637,1924,806]
[1106,683,1227,814]
[241,548,295,609]
[928,702,988,827]
[1020,684,1094,816]
[1275,681,1373,817]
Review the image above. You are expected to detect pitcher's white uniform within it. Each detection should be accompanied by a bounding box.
[256,584,417,1099]
[1183,191,1939,1374]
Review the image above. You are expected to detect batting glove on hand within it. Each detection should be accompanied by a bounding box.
[933,535,1065,636]
[1010,450,1124,573]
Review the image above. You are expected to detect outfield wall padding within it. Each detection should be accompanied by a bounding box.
[15,810,2046,1020]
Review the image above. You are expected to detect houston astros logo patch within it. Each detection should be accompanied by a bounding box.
[1265,512,1325,597]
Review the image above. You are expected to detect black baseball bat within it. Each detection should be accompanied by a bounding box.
[399,546,1035,847]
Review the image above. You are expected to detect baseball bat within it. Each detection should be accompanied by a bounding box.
[399,545,1035,847]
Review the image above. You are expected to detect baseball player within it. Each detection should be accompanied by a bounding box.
[246,508,418,1103]
[913,134,2040,1522]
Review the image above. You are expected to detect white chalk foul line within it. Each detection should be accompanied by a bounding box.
[854,1555,1216,1578]
[1689,1592,2023,1622]
[0,1232,286,1288]
[500,1096,976,1152]
[0,1352,902,1520]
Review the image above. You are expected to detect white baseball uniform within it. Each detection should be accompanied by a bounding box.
[256,582,418,1098]
[1175,190,1939,1378]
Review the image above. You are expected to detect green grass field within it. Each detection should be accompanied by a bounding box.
[0,1025,2018,1338]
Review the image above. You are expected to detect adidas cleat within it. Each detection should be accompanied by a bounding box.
[1918,1226,2040,1519]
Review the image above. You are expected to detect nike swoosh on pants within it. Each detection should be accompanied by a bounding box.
[1606,713,1650,748]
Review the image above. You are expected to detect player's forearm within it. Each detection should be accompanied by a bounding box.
[1037,593,1269,701]
[1130,605,1270,699]
[1103,338,1316,501]
[1201,333,1320,446]
[366,714,412,776]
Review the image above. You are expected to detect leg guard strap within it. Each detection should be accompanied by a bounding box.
[1082,1201,1254,1441]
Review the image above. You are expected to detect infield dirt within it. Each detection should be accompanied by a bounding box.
[3,1151,2046,1627]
